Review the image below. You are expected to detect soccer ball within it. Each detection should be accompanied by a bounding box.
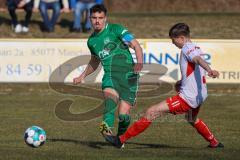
[24,126,46,148]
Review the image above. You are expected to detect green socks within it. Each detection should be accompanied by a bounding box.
[103,98,131,135]
[117,114,131,136]
[103,98,117,128]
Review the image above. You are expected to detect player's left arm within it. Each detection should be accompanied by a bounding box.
[115,24,143,73]
[127,38,143,73]
[192,56,219,78]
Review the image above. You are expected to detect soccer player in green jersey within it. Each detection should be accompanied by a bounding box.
[73,4,143,138]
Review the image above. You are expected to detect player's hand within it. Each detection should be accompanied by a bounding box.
[208,70,219,78]
[134,63,143,73]
[73,75,84,85]
[175,80,181,92]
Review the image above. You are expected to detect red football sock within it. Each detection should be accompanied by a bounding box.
[194,119,218,146]
[119,117,152,143]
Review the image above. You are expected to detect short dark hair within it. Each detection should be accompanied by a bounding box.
[90,4,107,15]
[169,23,190,38]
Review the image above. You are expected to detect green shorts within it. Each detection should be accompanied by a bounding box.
[102,72,139,106]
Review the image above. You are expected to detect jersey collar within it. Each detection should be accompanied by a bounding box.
[94,23,108,37]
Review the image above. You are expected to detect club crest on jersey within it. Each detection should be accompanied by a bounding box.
[104,38,110,45]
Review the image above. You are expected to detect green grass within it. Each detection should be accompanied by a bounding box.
[0,12,240,39]
[0,83,239,160]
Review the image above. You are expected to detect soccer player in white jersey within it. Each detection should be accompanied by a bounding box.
[105,23,224,148]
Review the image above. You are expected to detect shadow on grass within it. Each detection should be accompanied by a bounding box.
[48,138,189,149]
[48,138,111,149]
[128,142,190,149]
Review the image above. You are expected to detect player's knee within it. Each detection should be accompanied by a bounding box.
[104,90,119,102]
[104,94,118,104]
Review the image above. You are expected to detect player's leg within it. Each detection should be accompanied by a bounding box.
[116,72,139,136]
[105,95,186,147]
[100,88,119,136]
[117,100,131,136]
[114,100,169,146]
[185,108,224,148]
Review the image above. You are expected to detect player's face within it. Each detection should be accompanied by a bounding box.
[171,36,185,49]
[90,11,107,32]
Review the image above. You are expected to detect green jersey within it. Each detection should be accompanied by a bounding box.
[87,23,138,105]
[87,23,135,74]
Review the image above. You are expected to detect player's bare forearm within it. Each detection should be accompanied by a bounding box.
[73,56,100,84]
[192,56,219,78]
[192,56,211,72]
[135,44,143,64]
[82,56,100,78]
[129,39,143,72]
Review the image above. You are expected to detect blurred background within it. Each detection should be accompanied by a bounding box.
[0,0,240,38]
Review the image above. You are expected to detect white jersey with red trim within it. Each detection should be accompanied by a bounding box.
[179,42,208,108]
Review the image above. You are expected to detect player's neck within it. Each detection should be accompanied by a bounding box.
[94,23,107,34]
[183,38,191,45]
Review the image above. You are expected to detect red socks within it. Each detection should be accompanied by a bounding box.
[119,117,152,143]
[119,117,219,146]
[194,119,218,146]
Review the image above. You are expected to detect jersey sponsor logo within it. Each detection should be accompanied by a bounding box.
[187,46,200,55]
[99,49,110,59]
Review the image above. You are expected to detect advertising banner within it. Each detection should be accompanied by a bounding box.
[0,39,239,83]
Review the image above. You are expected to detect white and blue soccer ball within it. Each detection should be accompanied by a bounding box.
[24,126,46,148]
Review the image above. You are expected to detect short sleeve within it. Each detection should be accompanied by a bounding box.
[182,43,201,62]
[87,40,96,56]
[112,24,135,45]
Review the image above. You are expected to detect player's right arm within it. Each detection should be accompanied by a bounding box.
[183,44,219,79]
[73,55,100,84]
[192,56,219,78]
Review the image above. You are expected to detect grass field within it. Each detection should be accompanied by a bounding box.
[0,12,240,39]
[0,83,240,160]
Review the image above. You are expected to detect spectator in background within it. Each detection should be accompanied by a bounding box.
[71,0,96,32]
[7,0,33,33]
[33,0,70,32]
[95,0,103,4]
